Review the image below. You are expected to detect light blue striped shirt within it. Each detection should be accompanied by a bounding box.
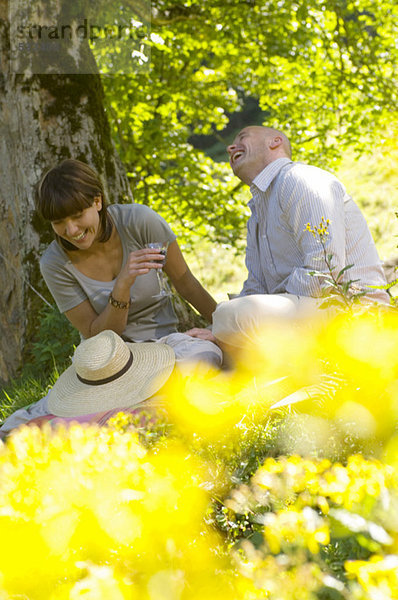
[240,158,389,302]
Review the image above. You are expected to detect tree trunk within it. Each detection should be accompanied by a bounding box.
[0,0,202,383]
[0,0,132,383]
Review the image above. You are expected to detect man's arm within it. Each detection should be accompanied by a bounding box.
[281,169,347,297]
[240,211,268,296]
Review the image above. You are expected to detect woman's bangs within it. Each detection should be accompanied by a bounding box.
[44,190,92,222]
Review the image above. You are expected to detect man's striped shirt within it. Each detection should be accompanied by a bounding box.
[240,157,389,303]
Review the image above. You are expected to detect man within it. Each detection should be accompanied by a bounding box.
[187,125,389,347]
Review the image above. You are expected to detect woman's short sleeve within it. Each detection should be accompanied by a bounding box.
[40,246,87,313]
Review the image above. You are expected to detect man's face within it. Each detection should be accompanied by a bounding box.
[227,126,271,184]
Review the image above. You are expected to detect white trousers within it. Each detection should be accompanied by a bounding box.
[212,293,335,346]
[157,332,223,370]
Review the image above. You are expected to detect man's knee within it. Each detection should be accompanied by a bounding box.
[212,294,321,344]
[213,294,293,334]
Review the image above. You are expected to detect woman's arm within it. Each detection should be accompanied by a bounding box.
[63,241,216,337]
[64,248,165,338]
[164,241,217,323]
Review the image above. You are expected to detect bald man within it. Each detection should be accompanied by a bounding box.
[188,126,389,347]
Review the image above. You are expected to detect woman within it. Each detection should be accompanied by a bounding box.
[35,159,222,367]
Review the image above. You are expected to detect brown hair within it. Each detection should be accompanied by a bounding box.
[36,159,113,251]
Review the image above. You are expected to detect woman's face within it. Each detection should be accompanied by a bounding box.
[51,196,102,250]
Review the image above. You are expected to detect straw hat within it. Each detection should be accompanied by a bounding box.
[47,330,175,417]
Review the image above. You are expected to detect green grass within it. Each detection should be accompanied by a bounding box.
[0,372,57,423]
[336,140,398,261]
[185,239,246,303]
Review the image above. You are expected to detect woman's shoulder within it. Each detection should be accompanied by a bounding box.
[109,203,163,228]
[109,202,156,217]
[39,241,73,284]
[40,240,67,268]
[109,203,175,246]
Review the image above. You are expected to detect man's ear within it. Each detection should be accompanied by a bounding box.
[269,136,283,150]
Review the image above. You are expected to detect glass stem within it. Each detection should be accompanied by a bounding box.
[156,269,165,292]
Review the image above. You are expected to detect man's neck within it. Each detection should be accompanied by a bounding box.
[246,154,291,185]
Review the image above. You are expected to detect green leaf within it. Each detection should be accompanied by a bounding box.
[336,264,355,280]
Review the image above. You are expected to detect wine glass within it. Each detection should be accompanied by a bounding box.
[146,241,170,298]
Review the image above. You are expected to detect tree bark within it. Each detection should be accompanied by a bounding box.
[0,0,132,383]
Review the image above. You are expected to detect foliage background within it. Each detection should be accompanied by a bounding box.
[96,0,398,253]
[94,0,398,301]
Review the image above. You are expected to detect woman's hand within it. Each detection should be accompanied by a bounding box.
[184,327,218,343]
[64,248,166,339]
[115,248,164,291]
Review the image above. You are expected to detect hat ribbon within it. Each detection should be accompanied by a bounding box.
[76,351,133,386]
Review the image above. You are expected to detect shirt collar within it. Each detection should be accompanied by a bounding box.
[250,157,292,193]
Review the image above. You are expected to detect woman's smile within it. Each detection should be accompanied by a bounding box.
[70,230,87,242]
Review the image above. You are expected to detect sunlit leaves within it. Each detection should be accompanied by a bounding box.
[226,453,398,599]
[100,0,398,246]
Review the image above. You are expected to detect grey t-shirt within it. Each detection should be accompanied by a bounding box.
[40,203,178,341]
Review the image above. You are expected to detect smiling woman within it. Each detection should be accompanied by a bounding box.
[34,159,222,369]
[36,160,113,250]
[50,198,103,248]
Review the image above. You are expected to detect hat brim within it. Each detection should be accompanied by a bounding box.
[48,342,175,417]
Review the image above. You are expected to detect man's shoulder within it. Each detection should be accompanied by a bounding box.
[285,161,334,177]
[281,162,339,189]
